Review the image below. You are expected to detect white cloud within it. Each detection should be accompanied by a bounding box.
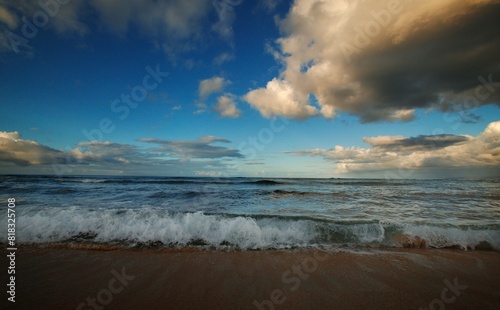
[215,95,241,118]
[244,78,318,119]
[291,121,500,176]
[244,0,500,122]
[198,76,231,100]
[0,131,66,166]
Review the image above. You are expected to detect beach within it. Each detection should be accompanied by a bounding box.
[1,176,499,309]
[4,246,500,309]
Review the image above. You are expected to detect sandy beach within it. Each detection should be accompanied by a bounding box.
[2,246,499,309]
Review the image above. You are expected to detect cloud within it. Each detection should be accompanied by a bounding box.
[215,95,241,118]
[71,141,144,165]
[244,78,318,119]
[198,76,231,100]
[244,0,500,122]
[0,0,240,58]
[291,120,500,176]
[259,0,282,12]
[138,135,243,159]
[213,52,234,65]
[0,132,145,167]
[0,132,243,176]
[0,5,18,29]
[90,0,210,39]
[212,0,243,43]
[363,134,471,151]
[0,131,67,166]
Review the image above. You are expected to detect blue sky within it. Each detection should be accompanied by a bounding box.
[0,0,499,178]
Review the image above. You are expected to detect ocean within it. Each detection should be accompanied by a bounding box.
[1,175,499,251]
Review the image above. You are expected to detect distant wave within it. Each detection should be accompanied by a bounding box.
[80,179,106,183]
[244,180,284,185]
[328,180,405,186]
[148,190,224,199]
[4,206,499,251]
[79,179,273,186]
[271,189,351,197]
[272,189,310,196]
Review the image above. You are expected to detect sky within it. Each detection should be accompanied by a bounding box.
[0,0,499,178]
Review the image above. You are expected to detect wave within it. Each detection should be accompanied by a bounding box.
[244,180,284,185]
[271,190,351,198]
[147,191,205,199]
[4,207,499,251]
[80,179,106,183]
[328,180,406,186]
[65,178,279,186]
[272,189,310,196]
[46,189,78,195]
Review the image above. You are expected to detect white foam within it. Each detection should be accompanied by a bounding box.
[5,207,317,249]
[80,179,106,183]
[399,224,500,250]
[2,206,499,250]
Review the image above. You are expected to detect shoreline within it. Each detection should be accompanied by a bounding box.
[2,246,500,309]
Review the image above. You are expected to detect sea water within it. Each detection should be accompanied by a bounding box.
[1,175,499,250]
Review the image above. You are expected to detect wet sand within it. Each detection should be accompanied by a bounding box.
[3,246,500,309]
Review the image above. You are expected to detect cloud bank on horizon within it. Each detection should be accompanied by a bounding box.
[1,121,499,177]
[0,132,242,176]
[291,120,500,177]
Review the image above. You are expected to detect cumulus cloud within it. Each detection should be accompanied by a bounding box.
[138,135,243,159]
[291,120,500,175]
[0,131,66,166]
[215,95,241,118]
[198,76,231,100]
[244,78,318,119]
[244,0,500,122]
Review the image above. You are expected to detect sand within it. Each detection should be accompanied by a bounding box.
[2,246,500,309]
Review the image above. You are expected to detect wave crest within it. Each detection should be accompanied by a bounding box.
[3,207,499,251]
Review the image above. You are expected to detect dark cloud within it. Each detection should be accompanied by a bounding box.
[345,2,500,122]
[0,132,243,176]
[138,136,243,159]
[364,134,471,151]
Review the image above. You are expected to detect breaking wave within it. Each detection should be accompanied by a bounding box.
[3,206,499,251]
